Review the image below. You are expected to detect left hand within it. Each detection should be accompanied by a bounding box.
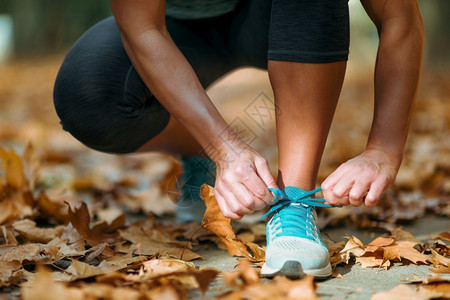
[321,149,402,207]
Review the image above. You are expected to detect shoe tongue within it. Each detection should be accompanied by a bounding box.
[283,186,308,200]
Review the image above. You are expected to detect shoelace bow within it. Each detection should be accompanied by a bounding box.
[262,187,338,241]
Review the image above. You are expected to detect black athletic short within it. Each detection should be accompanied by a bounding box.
[53,0,349,154]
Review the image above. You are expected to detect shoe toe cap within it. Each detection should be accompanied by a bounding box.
[266,236,329,271]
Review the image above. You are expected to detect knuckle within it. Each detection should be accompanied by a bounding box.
[333,189,345,198]
[242,197,253,207]
[222,172,233,184]
[321,182,331,191]
[254,187,266,199]
[234,165,246,176]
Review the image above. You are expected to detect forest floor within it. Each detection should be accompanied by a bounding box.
[0,56,448,299]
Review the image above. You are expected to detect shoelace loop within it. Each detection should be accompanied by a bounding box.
[262,187,339,242]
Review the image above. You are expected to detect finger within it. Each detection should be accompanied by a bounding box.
[214,187,243,220]
[365,180,386,207]
[254,157,278,190]
[220,185,253,217]
[330,177,354,206]
[321,167,346,205]
[348,182,369,207]
[245,170,275,206]
[237,183,267,211]
[349,181,370,207]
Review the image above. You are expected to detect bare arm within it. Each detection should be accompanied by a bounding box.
[110,0,229,153]
[109,0,277,218]
[322,0,425,207]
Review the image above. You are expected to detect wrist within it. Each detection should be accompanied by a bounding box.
[363,147,403,168]
[203,127,248,165]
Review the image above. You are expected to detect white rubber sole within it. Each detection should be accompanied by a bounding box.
[261,260,332,279]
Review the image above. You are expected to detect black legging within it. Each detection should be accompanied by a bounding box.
[53,1,271,154]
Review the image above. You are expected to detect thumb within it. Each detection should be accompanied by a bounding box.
[254,157,278,190]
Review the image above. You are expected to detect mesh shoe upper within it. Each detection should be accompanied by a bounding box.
[263,186,334,273]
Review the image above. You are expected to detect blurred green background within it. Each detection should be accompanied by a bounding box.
[0,0,449,69]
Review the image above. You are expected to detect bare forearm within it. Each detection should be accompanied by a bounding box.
[121,29,237,159]
[366,3,425,162]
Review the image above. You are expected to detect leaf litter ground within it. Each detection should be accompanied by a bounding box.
[0,57,449,299]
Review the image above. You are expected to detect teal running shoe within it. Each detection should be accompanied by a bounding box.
[175,156,216,223]
[261,186,334,279]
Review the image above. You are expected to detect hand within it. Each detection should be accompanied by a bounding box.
[321,149,402,207]
[213,144,278,220]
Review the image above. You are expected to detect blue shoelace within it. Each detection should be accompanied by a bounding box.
[262,187,336,242]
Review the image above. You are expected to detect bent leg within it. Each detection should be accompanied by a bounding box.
[54,17,170,154]
[270,61,346,190]
[54,16,238,155]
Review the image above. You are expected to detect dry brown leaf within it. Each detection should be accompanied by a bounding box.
[382,240,431,265]
[223,259,260,288]
[370,284,444,300]
[12,219,63,243]
[429,231,450,242]
[119,220,201,261]
[193,267,220,294]
[36,193,69,224]
[200,184,250,257]
[356,256,391,269]
[0,261,21,286]
[219,273,318,300]
[431,249,450,267]
[245,242,265,262]
[340,236,366,264]
[0,147,26,190]
[54,259,124,282]
[391,227,423,245]
[400,274,450,298]
[430,265,450,274]
[0,243,59,264]
[0,225,18,245]
[143,258,196,276]
[346,229,432,269]
[365,236,395,252]
[22,266,84,300]
[67,201,124,247]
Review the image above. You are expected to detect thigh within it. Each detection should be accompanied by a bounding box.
[54,16,170,154]
[54,15,238,154]
[269,0,350,63]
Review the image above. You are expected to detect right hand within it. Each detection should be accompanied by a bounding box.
[212,143,278,220]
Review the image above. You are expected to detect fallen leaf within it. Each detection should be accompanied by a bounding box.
[0,225,18,245]
[192,267,220,294]
[430,265,450,274]
[370,284,443,300]
[356,256,391,269]
[431,249,450,267]
[0,243,59,264]
[54,259,124,282]
[429,232,450,242]
[0,261,21,287]
[119,220,201,261]
[143,258,196,276]
[223,259,259,288]
[66,201,124,246]
[200,184,249,257]
[22,266,84,300]
[12,219,62,243]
